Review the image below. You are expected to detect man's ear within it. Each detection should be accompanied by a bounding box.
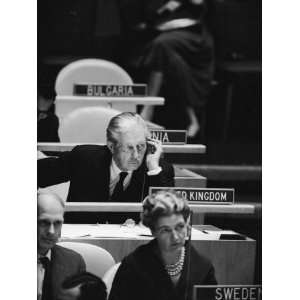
[107,141,114,153]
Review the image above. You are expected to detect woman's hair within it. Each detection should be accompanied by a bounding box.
[141,190,190,231]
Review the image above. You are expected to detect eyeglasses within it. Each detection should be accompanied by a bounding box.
[156,223,187,236]
[117,143,147,154]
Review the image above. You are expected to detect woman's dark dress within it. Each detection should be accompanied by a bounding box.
[109,239,217,300]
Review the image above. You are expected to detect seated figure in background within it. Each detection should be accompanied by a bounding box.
[38,88,60,142]
[109,190,217,300]
[120,0,214,138]
[38,112,174,223]
[37,191,86,300]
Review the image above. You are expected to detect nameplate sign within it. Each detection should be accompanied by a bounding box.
[193,285,262,300]
[150,130,187,144]
[149,187,234,204]
[73,84,147,97]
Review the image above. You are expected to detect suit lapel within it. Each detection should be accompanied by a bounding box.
[50,246,67,300]
[126,162,147,202]
[101,148,111,202]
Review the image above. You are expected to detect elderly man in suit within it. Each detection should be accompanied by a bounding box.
[38,112,174,223]
[37,191,86,300]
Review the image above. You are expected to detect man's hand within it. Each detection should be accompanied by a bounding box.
[146,138,163,171]
[57,285,81,300]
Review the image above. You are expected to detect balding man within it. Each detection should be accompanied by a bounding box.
[37,192,86,300]
[38,112,174,223]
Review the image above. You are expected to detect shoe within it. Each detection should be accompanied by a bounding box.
[187,123,200,138]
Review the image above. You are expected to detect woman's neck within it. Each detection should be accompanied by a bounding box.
[160,247,183,265]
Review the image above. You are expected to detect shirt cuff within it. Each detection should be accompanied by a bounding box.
[147,166,162,176]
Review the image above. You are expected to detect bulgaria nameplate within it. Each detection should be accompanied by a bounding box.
[73,84,147,97]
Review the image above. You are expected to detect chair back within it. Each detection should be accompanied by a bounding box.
[38,152,70,201]
[38,182,70,202]
[102,262,121,296]
[58,242,116,278]
[55,59,133,96]
[58,106,120,143]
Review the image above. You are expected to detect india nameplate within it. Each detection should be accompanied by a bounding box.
[150,130,187,144]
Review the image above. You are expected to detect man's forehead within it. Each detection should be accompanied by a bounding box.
[38,212,64,222]
[38,194,64,210]
[118,129,147,143]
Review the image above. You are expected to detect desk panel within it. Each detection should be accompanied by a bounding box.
[55,95,164,117]
[38,142,206,154]
[175,167,206,188]
[64,202,255,214]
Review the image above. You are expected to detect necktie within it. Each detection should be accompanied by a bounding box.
[111,172,128,202]
[40,257,52,300]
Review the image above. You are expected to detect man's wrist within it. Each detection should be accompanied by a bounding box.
[147,166,162,176]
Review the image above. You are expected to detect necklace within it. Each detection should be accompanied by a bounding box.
[165,247,186,277]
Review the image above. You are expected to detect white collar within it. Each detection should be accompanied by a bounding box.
[111,159,132,178]
[38,249,51,261]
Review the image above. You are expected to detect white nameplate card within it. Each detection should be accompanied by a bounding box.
[73,84,147,97]
[193,285,262,300]
[150,130,187,144]
[149,187,234,204]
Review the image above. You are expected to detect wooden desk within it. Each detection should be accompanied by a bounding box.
[61,224,256,284]
[37,142,206,154]
[55,95,165,117]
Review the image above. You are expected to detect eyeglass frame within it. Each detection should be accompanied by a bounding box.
[115,142,147,154]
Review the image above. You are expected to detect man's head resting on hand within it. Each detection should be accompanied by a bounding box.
[106,112,150,172]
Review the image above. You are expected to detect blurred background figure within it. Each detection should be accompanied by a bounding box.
[119,0,214,139]
[38,87,60,142]
[109,190,216,300]
[59,272,107,300]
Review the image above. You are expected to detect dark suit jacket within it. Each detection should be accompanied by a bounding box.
[38,145,174,223]
[49,244,86,300]
[109,239,217,300]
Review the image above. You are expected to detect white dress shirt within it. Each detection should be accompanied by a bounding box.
[109,159,162,196]
[109,160,133,196]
